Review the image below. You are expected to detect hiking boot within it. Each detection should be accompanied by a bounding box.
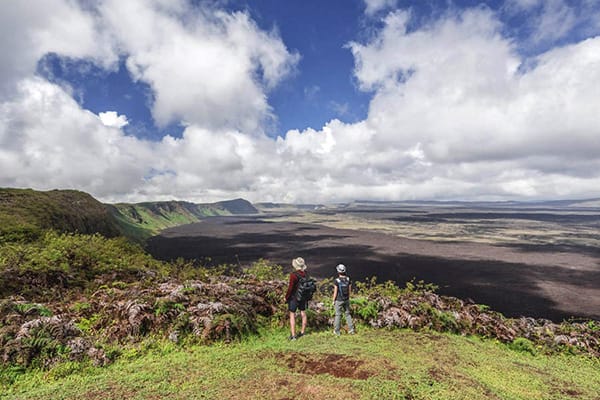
[288,335,297,341]
[297,332,304,338]
[333,331,341,336]
[349,330,355,335]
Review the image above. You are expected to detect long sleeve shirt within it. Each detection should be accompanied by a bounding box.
[285,270,306,302]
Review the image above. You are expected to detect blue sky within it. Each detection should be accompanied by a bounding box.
[34,0,600,140]
[1,0,600,202]
[38,0,374,139]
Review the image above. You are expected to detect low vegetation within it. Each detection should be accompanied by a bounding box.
[3,328,600,399]
[1,231,599,398]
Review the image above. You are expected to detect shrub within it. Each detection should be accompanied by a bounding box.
[354,277,403,299]
[0,365,25,387]
[351,297,380,321]
[510,338,538,355]
[434,310,459,333]
[154,300,185,317]
[403,278,439,294]
[75,314,101,333]
[0,230,168,297]
[245,259,285,281]
[13,303,52,317]
[70,302,92,314]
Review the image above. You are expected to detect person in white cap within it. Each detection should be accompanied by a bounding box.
[332,263,354,335]
[285,257,308,340]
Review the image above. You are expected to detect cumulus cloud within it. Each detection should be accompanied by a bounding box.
[342,8,598,198]
[0,0,116,97]
[0,0,300,202]
[1,1,600,203]
[347,8,600,166]
[0,78,154,196]
[98,111,129,128]
[99,0,299,132]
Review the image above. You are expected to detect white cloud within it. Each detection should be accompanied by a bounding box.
[0,0,302,202]
[346,8,600,167]
[363,0,398,16]
[503,0,600,46]
[528,0,576,44]
[99,0,299,132]
[98,111,129,128]
[0,0,116,97]
[1,2,600,203]
[0,78,154,196]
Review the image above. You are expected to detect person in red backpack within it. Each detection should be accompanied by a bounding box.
[332,263,354,336]
[285,257,308,340]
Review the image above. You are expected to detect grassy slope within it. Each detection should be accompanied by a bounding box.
[107,203,203,242]
[0,186,259,243]
[109,199,258,242]
[4,328,599,400]
[0,188,121,242]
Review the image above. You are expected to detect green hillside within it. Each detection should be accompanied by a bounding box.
[0,188,258,243]
[109,198,258,241]
[0,188,121,242]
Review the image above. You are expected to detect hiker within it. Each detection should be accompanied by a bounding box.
[285,257,309,340]
[333,263,354,335]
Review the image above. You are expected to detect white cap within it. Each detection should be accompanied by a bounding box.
[336,264,346,273]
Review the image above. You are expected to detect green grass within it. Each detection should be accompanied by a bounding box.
[4,327,599,400]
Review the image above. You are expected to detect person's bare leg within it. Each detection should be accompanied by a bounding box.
[300,311,307,335]
[289,311,296,337]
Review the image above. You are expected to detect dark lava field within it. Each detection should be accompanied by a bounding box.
[147,213,600,322]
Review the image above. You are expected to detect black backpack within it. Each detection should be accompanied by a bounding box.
[295,272,317,302]
[336,276,350,301]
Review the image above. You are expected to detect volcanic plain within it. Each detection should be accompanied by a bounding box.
[146,202,600,322]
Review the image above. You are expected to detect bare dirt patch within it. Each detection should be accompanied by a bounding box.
[279,352,374,380]
[557,388,583,398]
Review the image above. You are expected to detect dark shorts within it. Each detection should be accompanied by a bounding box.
[288,298,307,312]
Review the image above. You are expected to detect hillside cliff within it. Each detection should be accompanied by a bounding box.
[1,188,258,242]
[0,188,121,242]
[109,198,258,241]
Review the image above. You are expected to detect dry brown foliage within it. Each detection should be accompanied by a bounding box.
[1,274,598,371]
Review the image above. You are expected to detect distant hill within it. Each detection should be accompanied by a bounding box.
[255,202,325,212]
[0,188,258,243]
[215,198,260,214]
[350,198,600,209]
[0,188,121,242]
[109,198,258,241]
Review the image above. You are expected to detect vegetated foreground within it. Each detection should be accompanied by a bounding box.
[1,231,599,399]
[147,216,600,322]
[5,329,600,400]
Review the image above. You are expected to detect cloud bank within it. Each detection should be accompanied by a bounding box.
[1,1,600,203]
